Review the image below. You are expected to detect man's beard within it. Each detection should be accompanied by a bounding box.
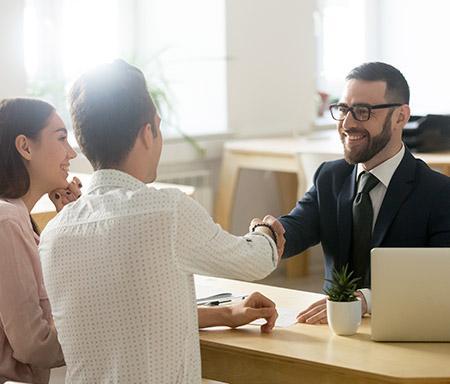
[340,111,393,165]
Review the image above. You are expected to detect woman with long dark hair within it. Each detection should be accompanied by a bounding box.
[0,98,80,384]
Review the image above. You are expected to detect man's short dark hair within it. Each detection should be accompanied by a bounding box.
[69,59,157,170]
[346,62,410,105]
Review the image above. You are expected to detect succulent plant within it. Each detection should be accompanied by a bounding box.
[324,264,361,302]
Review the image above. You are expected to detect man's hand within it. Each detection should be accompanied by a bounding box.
[227,292,278,333]
[354,291,368,315]
[250,215,286,260]
[49,177,82,212]
[296,298,328,324]
[296,293,368,324]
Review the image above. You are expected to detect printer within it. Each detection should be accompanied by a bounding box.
[403,115,450,152]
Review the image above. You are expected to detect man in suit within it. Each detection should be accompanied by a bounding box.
[257,62,450,324]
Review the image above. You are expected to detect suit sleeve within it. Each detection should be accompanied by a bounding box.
[428,181,450,246]
[278,163,324,258]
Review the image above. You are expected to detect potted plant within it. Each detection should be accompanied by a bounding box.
[324,265,362,336]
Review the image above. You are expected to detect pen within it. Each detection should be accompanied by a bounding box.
[207,299,232,306]
[205,295,248,306]
[196,293,232,303]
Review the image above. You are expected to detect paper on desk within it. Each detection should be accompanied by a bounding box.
[250,307,298,328]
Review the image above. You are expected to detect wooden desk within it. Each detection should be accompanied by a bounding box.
[31,172,195,231]
[197,276,450,384]
[214,131,450,277]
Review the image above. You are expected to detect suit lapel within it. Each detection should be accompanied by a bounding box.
[337,166,357,266]
[372,150,416,246]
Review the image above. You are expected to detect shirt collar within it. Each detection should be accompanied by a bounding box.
[86,169,146,194]
[357,144,405,188]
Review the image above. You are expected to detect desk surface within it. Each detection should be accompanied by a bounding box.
[197,276,450,384]
[224,130,342,155]
[224,130,450,164]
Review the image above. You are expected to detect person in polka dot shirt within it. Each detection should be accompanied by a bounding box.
[39,60,284,384]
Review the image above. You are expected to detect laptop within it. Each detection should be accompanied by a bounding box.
[371,248,450,342]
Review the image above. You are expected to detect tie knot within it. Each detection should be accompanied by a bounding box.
[358,172,379,194]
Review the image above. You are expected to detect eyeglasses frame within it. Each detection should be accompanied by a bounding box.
[329,103,403,122]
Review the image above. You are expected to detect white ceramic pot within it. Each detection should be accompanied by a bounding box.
[326,299,361,336]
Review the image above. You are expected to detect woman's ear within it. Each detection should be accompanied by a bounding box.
[15,135,33,161]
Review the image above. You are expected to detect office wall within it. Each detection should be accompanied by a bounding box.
[378,0,450,116]
[133,0,318,233]
[226,0,316,233]
[0,0,26,99]
[0,0,316,139]
[226,0,316,138]
[0,0,317,235]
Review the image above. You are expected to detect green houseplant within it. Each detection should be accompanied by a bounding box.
[133,52,206,157]
[325,265,362,335]
[324,264,360,302]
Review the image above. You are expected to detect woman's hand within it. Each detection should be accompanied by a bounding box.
[49,177,82,212]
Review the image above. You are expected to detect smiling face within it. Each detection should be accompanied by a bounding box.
[24,112,77,193]
[337,79,403,168]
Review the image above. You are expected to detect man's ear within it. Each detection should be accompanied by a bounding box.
[139,123,154,150]
[15,135,33,161]
[396,105,410,126]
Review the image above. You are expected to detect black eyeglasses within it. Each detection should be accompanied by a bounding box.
[329,103,403,122]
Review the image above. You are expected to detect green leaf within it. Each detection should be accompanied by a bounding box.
[323,264,361,302]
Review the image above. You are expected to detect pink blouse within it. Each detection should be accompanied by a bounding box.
[0,198,63,384]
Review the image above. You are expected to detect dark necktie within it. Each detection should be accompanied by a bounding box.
[351,171,380,287]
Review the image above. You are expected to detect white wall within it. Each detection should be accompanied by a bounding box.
[377,0,450,115]
[0,0,26,99]
[71,0,319,232]
[225,0,316,233]
[226,0,316,138]
[0,0,316,139]
[0,0,317,234]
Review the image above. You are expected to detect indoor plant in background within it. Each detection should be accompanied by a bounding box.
[133,51,206,157]
[28,51,206,158]
[324,265,362,336]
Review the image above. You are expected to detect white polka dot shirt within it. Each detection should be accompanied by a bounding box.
[39,170,276,384]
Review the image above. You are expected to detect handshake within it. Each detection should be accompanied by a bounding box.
[250,215,286,262]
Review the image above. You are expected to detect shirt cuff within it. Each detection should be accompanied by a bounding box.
[358,288,371,314]
[245,231,277,267]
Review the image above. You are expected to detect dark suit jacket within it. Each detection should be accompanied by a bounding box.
[279,148,450,289]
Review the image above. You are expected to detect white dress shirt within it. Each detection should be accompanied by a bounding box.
[356,144,405,312]
[39,170,276,384]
